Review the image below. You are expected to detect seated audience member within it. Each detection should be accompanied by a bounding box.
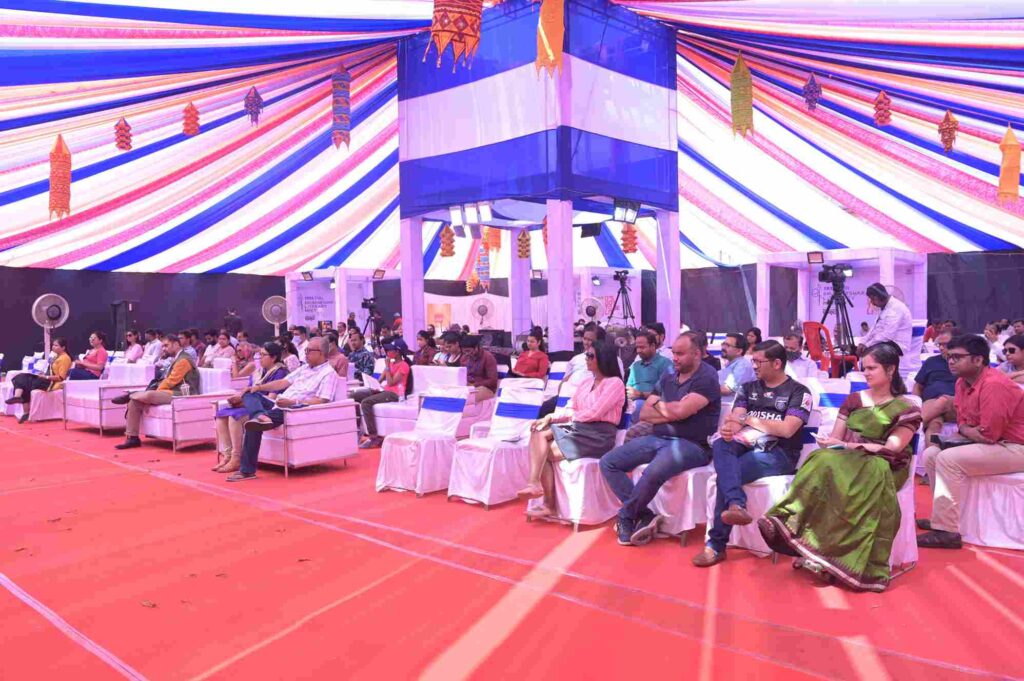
[278,335,301,373]
[412,330,437,366]
[914,329,958,439]
[461,335,498,401]
[293,326,309,356]
[511,330,550,379]
[564,324,605,385]
[1013,319,1024,336]
[353,343,411,449]
[783,333,818,379]
[113,334,200,449]
[347,313,359,331]
[202,330,237,368]
[759,344,921,591]
[918,334,1024,549]
[191,328,206,361]
[718,333,754,396]
[462,324,471,335]
[69,331,109,380]
[860,321,870,336]
[645,322,671,361]
[601,332,721,545]
[6,338,72,423]
[347,331,376,377]
[426,323,437,339]
[519,341,626,517]
[231,342,257,380]
[984,323,1005,364]
[212,343,289,473]
[324,332,349,377]
[857,283,912,357]
[379,325,409,356]
[625,330,672,419]
[202,329,217,357]
[694,330,721,371]
[693,341,812,567]
[432,331,463,367]
[923,319,939,344]
[141,329,163,364]
[177,329,199,363]
[226,338,338,482]
[123,329,144,363]
[236,330,250,346]
[998,334,1024,384]
[745,327,763,356]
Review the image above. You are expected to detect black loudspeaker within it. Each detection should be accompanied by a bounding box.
[110,300,139,351]
[580,223,602,238]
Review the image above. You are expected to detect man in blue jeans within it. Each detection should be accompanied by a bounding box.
[600,332,721,546]
[693,340,811,567]
[226,337,338,482]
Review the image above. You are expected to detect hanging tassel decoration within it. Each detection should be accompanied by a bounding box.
[49,135,72,220]
[183,102,200,136]
[517,229,531,258]
[873,91,891,127]
[466,271,479,293]
[487,226,502,252]
[802,74,822,111]
[542,216,548,248]
[424,0,484,72]
[998,125,1021,204]
[114,117,132,151]
[331,65,351,150]
[731,53,754,138]
[620,223,638,254]
[440,225,456,257]
[476,244,491,291]
[244,87,264,126]
[939,109,959,154]
[535,0,565,77]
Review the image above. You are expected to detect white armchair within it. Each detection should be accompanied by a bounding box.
[256,381,359,477]
[64,380,150,434]
[138,368,236,451]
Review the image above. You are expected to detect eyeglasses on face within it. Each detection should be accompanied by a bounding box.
[946,353,974,363]
[1006,347,1019,355]
[751,358,775,366]
[585,352,596,359]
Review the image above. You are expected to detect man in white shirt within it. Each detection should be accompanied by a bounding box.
[228,337,338,482]
[858,283,912,357]
[141,329,163,364]
[293,326,310,357]
[782,333,819,379]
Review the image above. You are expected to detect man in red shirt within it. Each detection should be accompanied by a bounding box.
[919,334,1024,549]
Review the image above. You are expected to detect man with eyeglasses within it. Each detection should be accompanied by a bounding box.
[718,332,754,396]
[226,337,338,482]
[913,328,959,441]
[918,334,1024,549]
[694,340,812,567]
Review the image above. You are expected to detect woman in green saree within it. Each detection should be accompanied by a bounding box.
[758,344,921,592]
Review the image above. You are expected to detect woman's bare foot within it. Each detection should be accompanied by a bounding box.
[516,484,544,499]
[525,506,553,519]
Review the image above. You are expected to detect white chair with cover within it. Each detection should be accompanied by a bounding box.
[526,456,621,531]
[960,473,1024,550]
[543,361,569,398]
[255,379,359,478]
[138,368,235,450]
[448,385,546,508]
[373,366,467,437]
[632,462,715,545]
[9,386,65,423]
[1,370,27,416]
[375,385,470,495]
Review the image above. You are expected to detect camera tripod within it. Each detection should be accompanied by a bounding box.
[607,279,637,328]
[821,283,856,355]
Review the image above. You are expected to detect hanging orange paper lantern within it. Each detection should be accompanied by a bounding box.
[873,91,891,127]
[487,226,502,251]
[535,0,564,76]
[999,125,1020,204]
[517,229,531,258]
[939,109,959,154]
[244,86,264,126]
[183,102,200,136]
[466,271,479,293]
[424,0,483,71]
[114,117,132,151]
[440,225,456,257]
[731,53,753,138]
[542,216,548,247]
[620,223,638,254]
[49,135,71,220]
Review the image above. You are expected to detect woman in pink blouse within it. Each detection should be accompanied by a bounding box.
[518,341,625,517]
[511,330,550,379]
[123,329,144,363]
[69,331,109,380]
[202,330,238,368]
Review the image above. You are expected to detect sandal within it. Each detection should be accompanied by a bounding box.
[916,530,962,549]
[516,484,544,499]
[525,506,553,519]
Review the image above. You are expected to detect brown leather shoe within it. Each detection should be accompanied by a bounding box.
[692,546,726,568]
[721,504,753,526]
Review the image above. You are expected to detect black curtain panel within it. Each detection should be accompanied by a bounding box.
[927,251,1024,331]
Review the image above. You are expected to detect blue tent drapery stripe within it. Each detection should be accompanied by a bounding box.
[318,195,402,269]
[422,222,446,273]
[594,224,632,268]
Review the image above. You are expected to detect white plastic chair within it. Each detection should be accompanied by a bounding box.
[375,385,470,496]
[373,366,468,436]
[961,472,1024,550]
[448,386,546,508]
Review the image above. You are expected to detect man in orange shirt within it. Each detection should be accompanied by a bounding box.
[919,334,1024,549]
[113,334,200,450]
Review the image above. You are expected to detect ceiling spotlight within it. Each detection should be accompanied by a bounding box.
[613,199,640,225]
[301,271,314,281]
[591,276,601,286]
[464,203,479,224]
[329,280,336,290]
[449,205,464,227]
[478,202,493,222]
[806,251,824,265]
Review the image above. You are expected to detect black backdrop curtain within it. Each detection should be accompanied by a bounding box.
[927,252,1024,331]
[0,267,283,371]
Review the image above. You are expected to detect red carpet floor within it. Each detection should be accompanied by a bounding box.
[1,419,1022,680]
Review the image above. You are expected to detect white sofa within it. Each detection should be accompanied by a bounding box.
[138,368,236,450]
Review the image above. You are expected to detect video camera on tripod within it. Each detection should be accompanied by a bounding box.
[607,270,637,328]
[817,263,853,286]
[816,263,856,355]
